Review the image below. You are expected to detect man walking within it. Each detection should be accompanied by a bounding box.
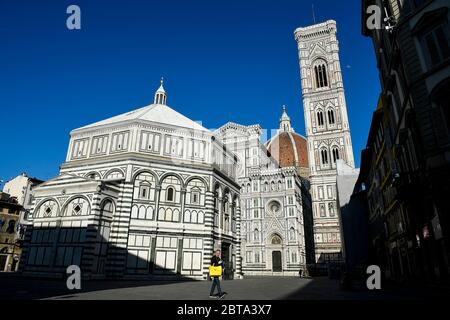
[209,250,226,299]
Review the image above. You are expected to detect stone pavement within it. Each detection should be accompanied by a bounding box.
[1,274,449,300]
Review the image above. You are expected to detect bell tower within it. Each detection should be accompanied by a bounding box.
[294,20,355,262]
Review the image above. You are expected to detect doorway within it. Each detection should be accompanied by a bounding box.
[272,251,282,272]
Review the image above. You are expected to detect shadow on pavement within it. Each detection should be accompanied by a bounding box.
[0,273,197,300]
[281,276,450,300]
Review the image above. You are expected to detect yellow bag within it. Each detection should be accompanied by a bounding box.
[209,265,222,277]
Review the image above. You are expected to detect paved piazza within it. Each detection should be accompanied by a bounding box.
[1,275,449,300]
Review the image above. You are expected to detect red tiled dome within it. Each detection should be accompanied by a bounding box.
[266,132,309,169]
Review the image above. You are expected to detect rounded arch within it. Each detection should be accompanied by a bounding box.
[104,168,125,180]
[85,171,101,180]
[61,195,91,217]
[270,233,283,245]
[132,169,159,185]
[34,197,60,218]
[165,185,175,201]
[99,198,115,219]
[184,175,209,191]
[184,209,191,222]
[159,172,184,186]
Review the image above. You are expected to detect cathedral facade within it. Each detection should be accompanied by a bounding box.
[215,110,314,276]
[294,20,355,263]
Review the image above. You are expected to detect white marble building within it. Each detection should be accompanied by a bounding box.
[20,81,242,280]
[215,107,313,276]
[294,20,356,263]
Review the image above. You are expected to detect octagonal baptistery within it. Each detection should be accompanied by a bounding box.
[266,106,310,179]
[21,80,242,280]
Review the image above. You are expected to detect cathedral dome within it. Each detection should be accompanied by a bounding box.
[266,131,308,168]
[266,106,309,177]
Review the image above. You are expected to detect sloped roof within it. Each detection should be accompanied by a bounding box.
[73,103,209,133]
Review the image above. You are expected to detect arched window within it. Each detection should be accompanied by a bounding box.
[328,203,335,217]
[321,149,329,165]
[320,204,326,217]
[139,182,151,200]
[314,66,320,88]
[166,187,174,202]
[332,148,340,163]
[101,199,115,219]
[224,199,229,214]
[321,64,328,87]
[271,234,282,245]
[254,229,259,242]
[314,63,329,88]
[289,227,296,241]
[328,109,335,125]
[317,111,324,126]
[65,197,90,216]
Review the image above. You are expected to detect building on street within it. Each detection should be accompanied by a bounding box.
[361,0,450,284]
[0,192,24,271]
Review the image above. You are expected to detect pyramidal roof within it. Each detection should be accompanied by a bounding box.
[72,80,208,133]
[73,103,208,132]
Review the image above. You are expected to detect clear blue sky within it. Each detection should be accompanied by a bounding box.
[0,0,380,182]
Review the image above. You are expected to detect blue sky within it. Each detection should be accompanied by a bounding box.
[0,0,380,182]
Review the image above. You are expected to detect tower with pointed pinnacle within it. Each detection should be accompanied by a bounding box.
[278,105,295,134]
